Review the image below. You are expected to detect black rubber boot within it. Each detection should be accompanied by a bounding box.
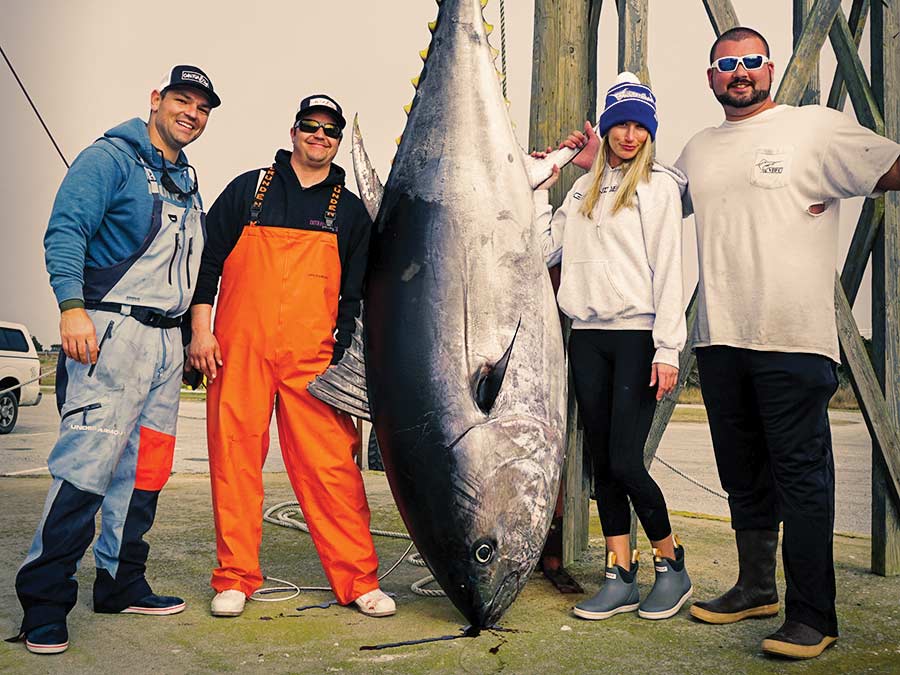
[762,620,837,659]
[690,529,780,624]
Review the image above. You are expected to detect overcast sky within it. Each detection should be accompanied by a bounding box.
[1,0,874,346]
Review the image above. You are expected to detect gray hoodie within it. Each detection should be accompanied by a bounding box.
[534,162,687,368]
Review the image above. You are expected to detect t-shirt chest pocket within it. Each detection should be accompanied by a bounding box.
[750,146,793,189]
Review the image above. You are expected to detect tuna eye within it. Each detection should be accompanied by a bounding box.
[474,541,494,565]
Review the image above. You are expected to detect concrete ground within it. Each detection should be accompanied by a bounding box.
[0,397,897,673]
[2,395,876,534]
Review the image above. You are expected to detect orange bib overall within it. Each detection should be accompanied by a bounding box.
[206,206,379,603]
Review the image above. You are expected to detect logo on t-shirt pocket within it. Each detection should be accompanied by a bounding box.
[750,147,793,189]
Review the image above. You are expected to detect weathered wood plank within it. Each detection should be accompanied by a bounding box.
[616,0,650,84]
[530,0,599,207]
[835,277,900,515]
[826,0,869,112]
[829,9,883,132]
[775,0,841,106]
[562,352,590,565]
[643,286,700,468]
[530,0,603,565]
[870,0,900,576]
[840,198,885,306]
[794,0,821,105]
[701,0,740,37]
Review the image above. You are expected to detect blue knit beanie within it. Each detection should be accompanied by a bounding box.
[598,72,658,141]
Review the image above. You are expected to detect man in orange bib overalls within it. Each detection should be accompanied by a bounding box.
[188,94,393,618]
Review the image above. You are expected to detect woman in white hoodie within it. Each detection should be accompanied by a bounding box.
[534,73,690,621]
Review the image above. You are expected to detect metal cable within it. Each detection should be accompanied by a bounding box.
[499,0,508,99]
[1,44,69,168]
[655,456,728,500]
[0,371,54,398]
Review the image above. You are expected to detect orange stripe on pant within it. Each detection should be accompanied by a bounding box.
[207,225,379,603]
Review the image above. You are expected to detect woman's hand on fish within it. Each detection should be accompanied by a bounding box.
[562,121,600,171]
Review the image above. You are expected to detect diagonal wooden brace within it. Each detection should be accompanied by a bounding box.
[835,274,900,512]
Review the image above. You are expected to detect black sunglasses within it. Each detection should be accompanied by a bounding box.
[294,118,343,139]
[153,148,199,200]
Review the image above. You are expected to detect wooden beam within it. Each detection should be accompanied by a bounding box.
[643,287,699,468]
[835,277,900,515]
[701,0,740,37]
[870,0,900,576]
[530,0,603,566]
[840,198,885,306]
[829,9,883,132]
[794,0,821,105]
[826,0,869,112]
[616,0,650,84]
[530,0,600,208]
[562,352,590,566]
[775,0,841,106]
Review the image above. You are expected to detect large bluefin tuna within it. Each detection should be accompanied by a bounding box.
[309,0,586,628]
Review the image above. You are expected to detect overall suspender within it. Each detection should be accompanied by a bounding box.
[247,165,344,230]
[248,166,276,226]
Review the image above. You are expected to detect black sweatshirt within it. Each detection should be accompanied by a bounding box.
[192,149,372,363]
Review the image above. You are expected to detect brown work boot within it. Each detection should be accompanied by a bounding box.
[761,620,837,659]
[690,529,780,624]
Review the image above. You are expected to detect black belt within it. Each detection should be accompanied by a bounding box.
[84,301,183,329]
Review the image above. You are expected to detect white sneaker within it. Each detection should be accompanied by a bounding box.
[353,589,396,617]
[211,589,246,617]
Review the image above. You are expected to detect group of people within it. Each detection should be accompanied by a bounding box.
[537,26,899,661]
[12,24,900,663]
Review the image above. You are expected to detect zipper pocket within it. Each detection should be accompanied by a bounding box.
[88,321,114,377]
[61,402,102,425]
[185,237,194,289]
[168,233,180,285]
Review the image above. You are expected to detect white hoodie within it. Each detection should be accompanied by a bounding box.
[534,162,687,368]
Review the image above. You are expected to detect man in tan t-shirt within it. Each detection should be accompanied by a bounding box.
[673,27,900,660]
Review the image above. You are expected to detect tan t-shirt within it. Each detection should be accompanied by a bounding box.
[675,105,900,362]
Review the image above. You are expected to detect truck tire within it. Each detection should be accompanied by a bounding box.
[0,391,18,434]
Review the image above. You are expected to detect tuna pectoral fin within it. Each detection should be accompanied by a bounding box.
[307,311,371,420]
[474,319,521,414]
[351,115,385,221]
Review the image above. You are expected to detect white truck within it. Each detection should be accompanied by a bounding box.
[0,321,43,434]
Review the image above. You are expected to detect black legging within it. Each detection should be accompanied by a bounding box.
[569,329,672,541]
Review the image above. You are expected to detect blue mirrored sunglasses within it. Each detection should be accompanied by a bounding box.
[710,54,769,73]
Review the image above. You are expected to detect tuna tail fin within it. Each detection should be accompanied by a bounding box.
[474,319,520,414]
[307,310,371,421]
[521,122,602,189]
[351,115,384,221]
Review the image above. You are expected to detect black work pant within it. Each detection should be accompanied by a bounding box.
[696,346,838,637]
[569,329,672,542]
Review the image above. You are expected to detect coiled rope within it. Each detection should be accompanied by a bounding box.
[252,501,445,603]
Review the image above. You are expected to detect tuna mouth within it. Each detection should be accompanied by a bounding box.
[478,571,521,628]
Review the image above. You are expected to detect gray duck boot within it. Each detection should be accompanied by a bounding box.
[573,550,640,620]
[638,536,693,620]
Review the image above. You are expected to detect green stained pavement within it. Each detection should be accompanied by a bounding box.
[1,473,898,674]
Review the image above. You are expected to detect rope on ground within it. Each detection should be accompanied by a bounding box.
[654,456,728,500]
[258,500,445,602]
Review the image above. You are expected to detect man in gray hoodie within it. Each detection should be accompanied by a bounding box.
[15,65,220,655]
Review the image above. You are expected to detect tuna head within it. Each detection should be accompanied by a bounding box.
[363,0,568,628]
[435,416,564,628]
